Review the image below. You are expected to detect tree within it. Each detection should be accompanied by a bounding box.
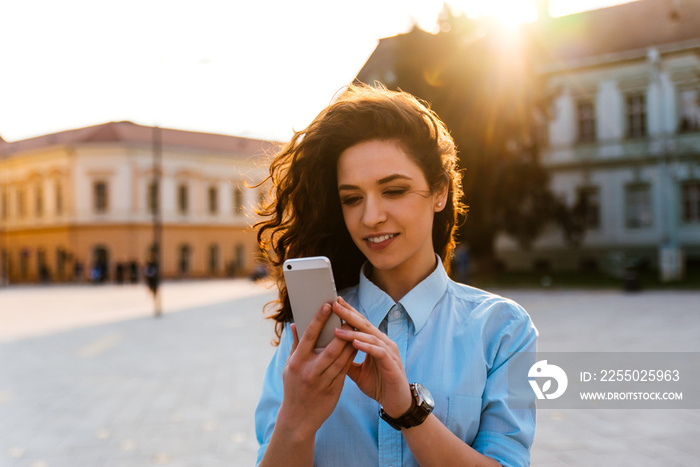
[375,8,578,273]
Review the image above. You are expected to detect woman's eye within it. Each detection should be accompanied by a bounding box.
[384,188,408,197]
[340,196,362,206]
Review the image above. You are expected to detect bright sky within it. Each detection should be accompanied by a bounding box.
[0,0,635,143]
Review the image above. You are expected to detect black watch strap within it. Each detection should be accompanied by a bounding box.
[379,383,434,431]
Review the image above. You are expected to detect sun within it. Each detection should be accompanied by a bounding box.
[448,0,538,26]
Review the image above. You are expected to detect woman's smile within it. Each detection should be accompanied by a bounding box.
[364,233,399,250]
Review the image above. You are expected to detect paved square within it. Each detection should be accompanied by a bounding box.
[0,281,698,466]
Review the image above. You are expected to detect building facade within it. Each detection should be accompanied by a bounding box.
[0,121,275,284]
[498,0,700,278]
[356,0,700,278]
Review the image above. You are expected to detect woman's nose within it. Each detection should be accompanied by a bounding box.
[362,196,387,227]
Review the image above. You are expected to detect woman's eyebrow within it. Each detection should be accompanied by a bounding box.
[377,174,413,185]
[338,174,413,191]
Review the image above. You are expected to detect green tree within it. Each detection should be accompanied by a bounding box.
[378,8,581,272]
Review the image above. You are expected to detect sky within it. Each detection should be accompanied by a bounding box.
[0,0,636,144]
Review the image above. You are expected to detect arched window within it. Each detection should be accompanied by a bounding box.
[208,244,219,275]
[178,244,191,276]
[208,186,218,214]
[233,186,244,215]
[178,183,189,214]
[35,182,43,218]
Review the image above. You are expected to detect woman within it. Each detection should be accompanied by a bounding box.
[255,84,537,467]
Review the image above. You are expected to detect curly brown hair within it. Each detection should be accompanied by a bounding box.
[255,84,466,343]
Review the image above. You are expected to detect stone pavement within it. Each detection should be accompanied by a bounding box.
[0,281,698,466]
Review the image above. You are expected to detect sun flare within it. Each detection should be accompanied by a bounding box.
[448,0,538,26]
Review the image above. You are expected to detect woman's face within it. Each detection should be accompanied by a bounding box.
[337,139,446,284]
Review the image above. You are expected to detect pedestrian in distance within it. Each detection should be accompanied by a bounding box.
[254,84,538,467]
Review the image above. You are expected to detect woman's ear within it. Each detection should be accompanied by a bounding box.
[434,184,449,212]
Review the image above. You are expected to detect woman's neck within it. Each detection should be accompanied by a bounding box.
[368,255,438,303]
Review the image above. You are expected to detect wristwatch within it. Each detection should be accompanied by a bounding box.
[379,383,434,431]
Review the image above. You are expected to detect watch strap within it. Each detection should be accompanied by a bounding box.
[379,383,433,431]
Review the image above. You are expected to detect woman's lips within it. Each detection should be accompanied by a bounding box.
[364,233,398,251]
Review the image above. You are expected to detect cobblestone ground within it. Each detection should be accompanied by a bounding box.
[0,281,698,466]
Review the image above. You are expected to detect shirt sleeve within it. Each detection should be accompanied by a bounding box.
[472,301,538,467]
[254,322,293,466]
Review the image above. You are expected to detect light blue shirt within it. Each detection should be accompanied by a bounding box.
[255,259,537,467]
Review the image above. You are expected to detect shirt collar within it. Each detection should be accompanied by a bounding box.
[357,255,449,334]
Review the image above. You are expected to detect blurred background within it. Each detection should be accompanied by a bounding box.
[1,1,700,465]
[1,0,699,290]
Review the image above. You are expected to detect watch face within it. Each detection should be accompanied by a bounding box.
[415,383,434,407]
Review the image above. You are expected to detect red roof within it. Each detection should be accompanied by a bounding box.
[0,121,279,158]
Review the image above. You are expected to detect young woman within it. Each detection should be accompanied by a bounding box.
[255,84,537,467]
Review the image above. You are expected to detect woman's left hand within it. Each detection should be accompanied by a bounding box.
[332,297,413,418]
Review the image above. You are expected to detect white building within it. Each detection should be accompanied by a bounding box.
[355,0,700,278]
[498,0,700,278]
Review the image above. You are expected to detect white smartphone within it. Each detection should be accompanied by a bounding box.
[282,256,342,349]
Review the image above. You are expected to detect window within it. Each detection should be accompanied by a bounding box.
[17,189,26,218]
[626,93,647,138]
[178,184,188,214]
[233,186,244,215]
[576,99,596,143]
[178,244,191,276]
[208,186,218,214]
[148,181,159,216]
[576,186,600,229]
[94,181,108,213]
[625,183,653,228]
[681,181,700,224]
[679,89,700,132]
[1,188,7,220]
[35,183,43,218]
[55,181,63,215]
[1,249,8,280]
[234,243,245,272]
[208,244,219,274]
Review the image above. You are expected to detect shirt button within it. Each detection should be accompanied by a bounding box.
[392,308,401,319]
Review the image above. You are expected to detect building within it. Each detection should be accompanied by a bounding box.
[356,0,700,279]
[0,121,276,284]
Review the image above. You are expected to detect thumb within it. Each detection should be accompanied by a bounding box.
[347,361,362,383]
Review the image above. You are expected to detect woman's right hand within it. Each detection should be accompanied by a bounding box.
[277,302,357,439]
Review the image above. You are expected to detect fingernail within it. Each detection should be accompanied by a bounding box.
[323,303,331,314]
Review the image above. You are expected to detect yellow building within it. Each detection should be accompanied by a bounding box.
[0,121,275,284]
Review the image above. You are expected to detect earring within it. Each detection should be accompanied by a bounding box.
[437,202,442,207]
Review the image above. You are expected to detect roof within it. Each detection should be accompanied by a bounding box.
[0,121,279,158]
[355,29,431,85]
[531,0,700,70]
[355,0,700,81]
